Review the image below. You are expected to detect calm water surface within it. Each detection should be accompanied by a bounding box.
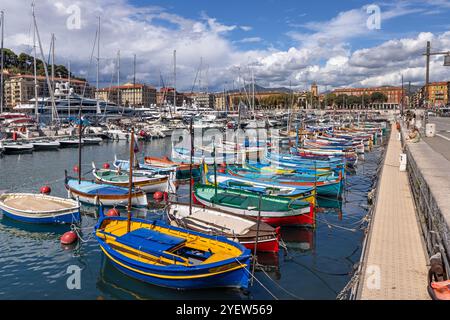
[0,137,384,300]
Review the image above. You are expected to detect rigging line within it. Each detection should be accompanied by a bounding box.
[233,258,278,300]
[256,263,304,300]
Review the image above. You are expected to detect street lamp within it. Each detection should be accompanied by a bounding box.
[422,41,450,131]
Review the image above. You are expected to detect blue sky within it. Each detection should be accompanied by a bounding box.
[2,0,450,90]
[128,0,450,51]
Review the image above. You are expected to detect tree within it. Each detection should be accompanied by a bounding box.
[370,92,388,103]
[324,93,336,107]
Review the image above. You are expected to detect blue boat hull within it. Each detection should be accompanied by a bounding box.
[104,248,250,290]
[1,208,80,224]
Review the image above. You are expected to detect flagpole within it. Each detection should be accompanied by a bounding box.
[127,128,135,233]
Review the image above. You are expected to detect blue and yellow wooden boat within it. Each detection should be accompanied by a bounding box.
[94,215,251,290]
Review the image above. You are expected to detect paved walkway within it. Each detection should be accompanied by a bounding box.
[358,124,429,300]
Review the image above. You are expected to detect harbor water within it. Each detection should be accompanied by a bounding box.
[0,137,385,300]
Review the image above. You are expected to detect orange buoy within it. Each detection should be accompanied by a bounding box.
[106,208,120,217]
[102,163,110,169]
[61,231,78,245]
[153,191,164,201]
[39,186,51,195]
[73,165,79,173]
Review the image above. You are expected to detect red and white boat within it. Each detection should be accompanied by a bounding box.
[166,203,280,253]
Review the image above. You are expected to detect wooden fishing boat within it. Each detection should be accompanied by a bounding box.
[92,164,168,194]
[144,156,200,179]
[113,156,175,176]
[65,174,148,207]
[167,203,280,252]
[194,184,315,227]
[0,193,80,224]
[227,168,343,197]
[206,172,316,202]
[94,214,251,289]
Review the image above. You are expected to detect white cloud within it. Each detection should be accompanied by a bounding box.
[236,37,262,44]
[0,0,449,93]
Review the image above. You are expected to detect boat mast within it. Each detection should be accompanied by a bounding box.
[68,60,71,117]
[78,107,82,184]
[0,11,4,114]
[133,53,136,109]
[189,117,193,216]
[32,8,38,119]
[173,49,176,114]
[127,128,135,233]
[117,49,120,107]
[96,16,101,115]
[51,33,55,94]
[32,3,58,124]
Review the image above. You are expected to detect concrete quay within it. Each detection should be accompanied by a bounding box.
[402,118,450,276]
[356,123,429,300]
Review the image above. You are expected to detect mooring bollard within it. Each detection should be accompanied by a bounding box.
[399,153,407,171]
[425,123,436,138]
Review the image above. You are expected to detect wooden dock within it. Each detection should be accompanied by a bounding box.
[358,123,429,300]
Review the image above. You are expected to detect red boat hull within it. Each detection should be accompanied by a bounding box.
[261,205,315,227]
[242,238,280,253]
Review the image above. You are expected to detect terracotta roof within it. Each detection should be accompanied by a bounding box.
[98,83,155,91]
[9,74,87,84]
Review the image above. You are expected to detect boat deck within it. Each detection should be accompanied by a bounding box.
[358,123,429,300]
[4,196,75,211]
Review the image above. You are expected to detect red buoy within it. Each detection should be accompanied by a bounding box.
[218,168,226,173]
[40,186,51,195]
[106,208,120,217]
[73,165,79,173]
[61,231,78,245]
[139,130,146,137]
[102,163,110,169]
[153,191,164,201]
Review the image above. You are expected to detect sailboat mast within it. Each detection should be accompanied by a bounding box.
[127,128,135,233]
[51,33,55,93]
[78,108,82,184]
[117,50,120,106]
[32,4,58,124]
[133,53,136,108]
[189,117,193,216]
[32,9,38,118]
[68,61,71,117]
[0,11,4,114]
[96,16,100,115]
[173,49,176,113]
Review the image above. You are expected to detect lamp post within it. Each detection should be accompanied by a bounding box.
[422,41,450,131]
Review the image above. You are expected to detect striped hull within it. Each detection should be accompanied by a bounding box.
[193,194,315,227]
[66,185,148,207]
[1,208,80,224]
